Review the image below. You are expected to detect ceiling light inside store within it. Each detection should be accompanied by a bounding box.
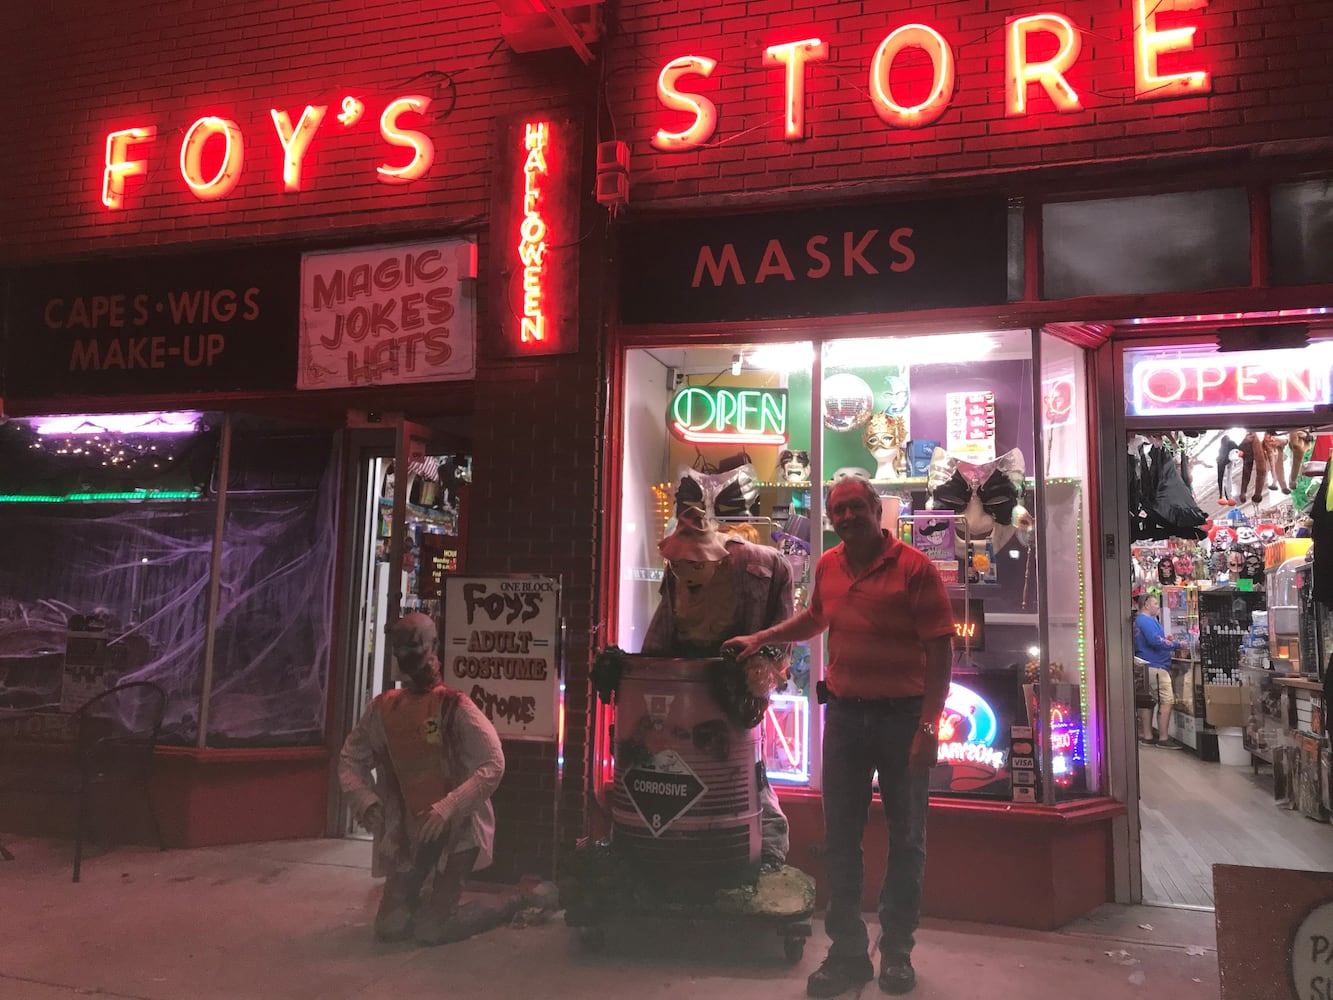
[32,411,203,436]
[824,333,997,368]
[745,343,815,373]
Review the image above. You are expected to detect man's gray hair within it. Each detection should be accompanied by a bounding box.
[827,475,882,516]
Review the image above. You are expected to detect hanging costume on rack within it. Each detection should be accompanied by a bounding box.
[1263,433,1290,493]
[1311,473,1333,608]
[1216,435,1239,506]
[1239,432,1270,504]
[1289,429,1314,490]
[1129,440,1208,542]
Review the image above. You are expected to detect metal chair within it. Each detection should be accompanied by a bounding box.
[71,680,167,881]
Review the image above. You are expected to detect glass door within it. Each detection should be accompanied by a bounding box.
[339,420,472,837]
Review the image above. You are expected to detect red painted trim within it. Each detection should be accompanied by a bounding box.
[614,284,1333,345]
[1082,350,1109,793]
[778,786,1124,825]
[322,430,357,747]
[155,745,328,764]
[1046,322,1114,348]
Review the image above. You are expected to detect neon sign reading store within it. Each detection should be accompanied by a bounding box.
[518,121,550,345]
[651,0,1214,148]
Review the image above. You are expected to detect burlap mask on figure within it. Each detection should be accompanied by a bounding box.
[390,612,439,686]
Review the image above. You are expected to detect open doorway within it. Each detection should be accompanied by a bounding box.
[1127,424,1333,907]
[336,420,471,838]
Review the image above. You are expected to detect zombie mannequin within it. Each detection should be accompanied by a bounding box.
[641,501,793,866]
[339,613,505,945]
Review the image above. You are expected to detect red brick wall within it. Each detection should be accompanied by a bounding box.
[0,0,585,260]
[0,0,604,881]
[606,0,1333,204]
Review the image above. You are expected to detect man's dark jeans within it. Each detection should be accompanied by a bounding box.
[821,696,930,960]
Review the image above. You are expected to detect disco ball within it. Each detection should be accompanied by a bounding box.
[823,373,875,431]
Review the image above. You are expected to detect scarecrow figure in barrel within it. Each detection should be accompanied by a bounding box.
[339,612,506,945]
[640,466,793,867]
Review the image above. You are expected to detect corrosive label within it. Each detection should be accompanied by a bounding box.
[622,750,706,838]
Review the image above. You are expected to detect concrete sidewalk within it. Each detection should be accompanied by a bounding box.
[0,835,1220,999]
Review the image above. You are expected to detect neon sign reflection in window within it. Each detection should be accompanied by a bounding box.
[669,386,788,446]
[764,692,810,784]
[936,682,1004,768]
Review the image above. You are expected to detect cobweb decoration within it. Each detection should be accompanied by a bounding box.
[0,448,337,746]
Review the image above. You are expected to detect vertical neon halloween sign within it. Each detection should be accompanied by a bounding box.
[518,121,549,345]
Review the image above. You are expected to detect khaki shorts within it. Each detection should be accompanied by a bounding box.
[1147,666,1173,707]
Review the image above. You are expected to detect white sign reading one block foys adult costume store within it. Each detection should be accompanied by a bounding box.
[297,239,476,389]
[443,575,561,741]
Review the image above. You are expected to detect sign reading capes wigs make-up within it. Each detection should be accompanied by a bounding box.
[4,250,300,399]
[617,197,1008,325]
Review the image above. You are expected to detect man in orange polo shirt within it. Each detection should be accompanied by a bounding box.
[726,476,953,997]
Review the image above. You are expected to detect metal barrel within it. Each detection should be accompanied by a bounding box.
[610,655,760,885]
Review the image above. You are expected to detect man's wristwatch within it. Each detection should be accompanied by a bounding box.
[918,721,937,736]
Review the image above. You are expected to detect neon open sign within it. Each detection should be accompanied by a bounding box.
[669,386,788,445]
[1129,347,1333,417]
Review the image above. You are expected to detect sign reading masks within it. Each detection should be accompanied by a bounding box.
[618,197,1008,324]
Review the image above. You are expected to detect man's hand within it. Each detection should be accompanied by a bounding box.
[909,728,938,772]
[416,798,452,844]
[361,803,385,838]
[722,633,764,660]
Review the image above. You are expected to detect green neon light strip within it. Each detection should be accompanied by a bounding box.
[0,490,203,504]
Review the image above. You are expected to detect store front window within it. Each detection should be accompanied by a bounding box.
[617,329,1098,800]
[0,410,336,747]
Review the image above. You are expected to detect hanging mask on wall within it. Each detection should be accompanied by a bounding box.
[777,449,811,484]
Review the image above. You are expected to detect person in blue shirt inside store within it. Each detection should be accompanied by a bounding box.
[1134,593,1186,749]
